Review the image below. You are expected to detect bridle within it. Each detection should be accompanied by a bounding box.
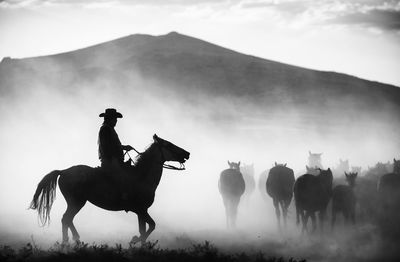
[124,143,186,171]
[157,141,186,171]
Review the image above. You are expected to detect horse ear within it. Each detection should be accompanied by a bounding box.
[284,163,287,167]
[394,158,397,163]
[345,172,348,177]
[227,161,231,166]
[354,172,358,177]
[275,162,277,166]
[153,134,159,142]
[309,151,312,156]
[306,165,309,170]
[238,161,241,166]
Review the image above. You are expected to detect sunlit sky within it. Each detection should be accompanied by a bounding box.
[0,0,399,86]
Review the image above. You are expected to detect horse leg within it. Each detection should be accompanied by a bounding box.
[273,198,281,230]
[61,200,86,243]
[232,198,240,229]
[318,210,325,234]
[281,199,290,228]
[223,197,230,229]
[310,212,317,233]
[331,208,337,232]
[132,211,156,245]
[301,211,308,234]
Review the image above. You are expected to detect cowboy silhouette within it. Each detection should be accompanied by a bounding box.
[98,108,133,203]
[98,108,133,167]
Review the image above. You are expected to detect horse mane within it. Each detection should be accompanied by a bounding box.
[131,142,158,175]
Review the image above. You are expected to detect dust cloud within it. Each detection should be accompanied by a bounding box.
[0,56,399,262]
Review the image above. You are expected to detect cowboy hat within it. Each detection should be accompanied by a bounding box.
[99,108,123,118]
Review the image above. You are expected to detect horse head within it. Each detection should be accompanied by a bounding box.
[351,166,362,173]
[345,171,358,187]
[318,168,333,192]
[228,161,241,171]
[153,134,190,164]
[274,162,287,167]
[308,151,323,168]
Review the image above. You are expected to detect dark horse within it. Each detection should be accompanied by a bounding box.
[377,158,400,240]
[266,162,295,230]
[30,134,190,244]
[331,172,358,230]
[218,161,245,229]
[294,168,333,234]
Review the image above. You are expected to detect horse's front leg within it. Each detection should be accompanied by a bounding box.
[141,212,156,244]
[131,212,156,245]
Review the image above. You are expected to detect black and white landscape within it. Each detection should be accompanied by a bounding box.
[1,1,400,261]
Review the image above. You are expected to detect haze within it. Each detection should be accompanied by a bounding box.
[1,1,400,261]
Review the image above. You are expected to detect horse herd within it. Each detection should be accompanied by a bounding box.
[30,135,400,244]
[218,152,400,238]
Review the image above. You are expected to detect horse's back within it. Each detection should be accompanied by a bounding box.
[378,173,400,209]
[294,174,326,211]
[219,169,245,197]
[378,173,400,192]
[266,166,295,200]
[58,165,96,191]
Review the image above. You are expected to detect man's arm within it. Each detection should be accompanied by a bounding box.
[122,145,134,151]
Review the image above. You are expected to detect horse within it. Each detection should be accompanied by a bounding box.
[30,134,190,245]
[294,168,333,234]
[377,158,400,240]
[331,172,358,230]
[266,162,295,230]
[218,161,245,229]
[308,151,323,169]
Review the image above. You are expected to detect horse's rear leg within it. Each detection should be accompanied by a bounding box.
[273,198,281,230]
[331,209,337,231]
[62,200,86,243]
[281,200,290,228]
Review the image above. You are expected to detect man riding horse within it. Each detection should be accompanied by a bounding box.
[98,108,133,202]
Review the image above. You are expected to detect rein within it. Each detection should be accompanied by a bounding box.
[124,145,186,171]
[163,162,186,171]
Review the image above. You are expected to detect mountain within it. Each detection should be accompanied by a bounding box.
[1,31,399,125]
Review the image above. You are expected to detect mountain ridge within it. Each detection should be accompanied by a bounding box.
[0,31,399,122]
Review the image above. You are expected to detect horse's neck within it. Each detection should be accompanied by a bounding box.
[133,146,164,190]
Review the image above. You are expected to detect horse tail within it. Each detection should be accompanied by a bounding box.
[29,170,61,226]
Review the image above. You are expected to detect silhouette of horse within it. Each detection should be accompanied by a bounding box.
[30,134,190,245]
[331,172,358,230]
[218,161,245,229]
[308,151,323,169]
[377,158,400,240]
[294,168,333,233]
[266,162,295,229]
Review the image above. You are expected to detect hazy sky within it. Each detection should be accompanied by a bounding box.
[0,0,399,86]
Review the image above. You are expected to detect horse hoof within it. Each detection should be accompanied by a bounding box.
[130,236,140,246]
